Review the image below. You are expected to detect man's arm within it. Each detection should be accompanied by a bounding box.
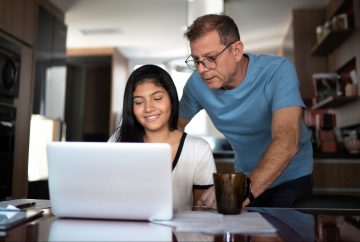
[243,106,302,206]
[178,117,190,132]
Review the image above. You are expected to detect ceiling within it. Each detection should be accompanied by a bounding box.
[50,0,326,66]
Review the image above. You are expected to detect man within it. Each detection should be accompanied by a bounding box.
[179,14,313,208]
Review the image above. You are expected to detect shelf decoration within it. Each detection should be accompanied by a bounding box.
[311,71,358,110]
[311,95,358,109]
[312,9,354,55]
[311,29,353,55]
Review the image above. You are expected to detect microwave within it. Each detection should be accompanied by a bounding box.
[0,34,21,98]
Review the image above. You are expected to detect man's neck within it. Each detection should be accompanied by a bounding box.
[222,55,249,90]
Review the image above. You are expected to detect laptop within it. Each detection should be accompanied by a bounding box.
[48,218,173,241]
[47,142,173,221]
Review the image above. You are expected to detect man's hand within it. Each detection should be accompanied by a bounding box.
[196,186,217,209]
[197,187,252,209]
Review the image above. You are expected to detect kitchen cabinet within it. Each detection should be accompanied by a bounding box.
[0,0,65,199]
[214,156,360,196]
[0,0,36,46]
[313,158,360,195]
[26,2,67,199]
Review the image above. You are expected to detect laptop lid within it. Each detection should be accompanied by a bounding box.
[47,142,172,221]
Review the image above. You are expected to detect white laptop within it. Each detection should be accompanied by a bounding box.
[48,218,173,241]
[47,142,173,221]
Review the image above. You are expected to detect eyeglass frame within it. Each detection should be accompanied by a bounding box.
[185,40,238,71]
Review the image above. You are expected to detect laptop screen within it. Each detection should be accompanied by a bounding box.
[47,142,173,221]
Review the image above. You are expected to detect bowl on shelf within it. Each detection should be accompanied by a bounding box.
[344,139,360,154]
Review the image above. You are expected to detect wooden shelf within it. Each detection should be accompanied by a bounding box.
[312,96,358,109]
[311,29,354,55]
[314,152,360,159]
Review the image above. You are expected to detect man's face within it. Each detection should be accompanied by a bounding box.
[189,30,242,90]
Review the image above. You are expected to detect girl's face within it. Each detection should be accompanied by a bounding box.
[132,81,171,133]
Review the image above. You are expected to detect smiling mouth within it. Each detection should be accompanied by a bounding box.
[144,114,160,122]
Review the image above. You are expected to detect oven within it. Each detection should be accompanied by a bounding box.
[0,105,16,199]
[0,34,21,99]
[0,33,21,199]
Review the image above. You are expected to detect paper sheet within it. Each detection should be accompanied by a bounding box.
[152,210,276,234]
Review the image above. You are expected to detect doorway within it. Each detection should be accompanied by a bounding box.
[65,56,111,142]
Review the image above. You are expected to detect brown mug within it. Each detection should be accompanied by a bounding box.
[213,173,250,215]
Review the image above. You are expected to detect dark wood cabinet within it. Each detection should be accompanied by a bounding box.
[0,0,36,46]
[0,0,65,198]
[313,159,360,195]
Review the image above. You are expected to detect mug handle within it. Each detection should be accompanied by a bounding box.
[245,176,251,197]
[245,176,255,204]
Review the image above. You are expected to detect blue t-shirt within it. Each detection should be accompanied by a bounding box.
[179,53,313,187]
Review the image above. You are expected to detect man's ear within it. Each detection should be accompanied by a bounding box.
[232,41,244,62]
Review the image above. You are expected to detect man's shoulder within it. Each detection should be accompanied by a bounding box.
[248,53,294,77]
[249,53,289,66]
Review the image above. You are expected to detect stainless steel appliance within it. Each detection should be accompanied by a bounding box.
[0,33,21,199]
[0,34,21,99]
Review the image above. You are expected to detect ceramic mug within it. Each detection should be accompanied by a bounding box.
[213,173,250,215]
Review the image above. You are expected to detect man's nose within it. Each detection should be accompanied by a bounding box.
[197,62,208,74]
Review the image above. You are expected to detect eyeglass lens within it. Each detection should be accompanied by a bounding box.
[185,41,236,70]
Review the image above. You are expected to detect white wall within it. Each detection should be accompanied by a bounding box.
[45,66,67,120]
[170,68,224,138]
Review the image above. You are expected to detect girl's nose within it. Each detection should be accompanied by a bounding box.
[144,100,155,112]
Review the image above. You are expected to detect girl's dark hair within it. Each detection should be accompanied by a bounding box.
[185,14,240,45]
[114,64,179,142]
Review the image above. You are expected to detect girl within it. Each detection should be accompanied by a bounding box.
[109,64,216,210]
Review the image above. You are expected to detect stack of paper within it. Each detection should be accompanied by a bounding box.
[152,211,276,234]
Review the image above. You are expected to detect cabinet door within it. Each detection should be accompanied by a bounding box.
[0,0,35,46]
[20,0,35,46]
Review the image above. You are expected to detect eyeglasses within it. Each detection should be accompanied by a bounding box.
[185,41,237,71]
